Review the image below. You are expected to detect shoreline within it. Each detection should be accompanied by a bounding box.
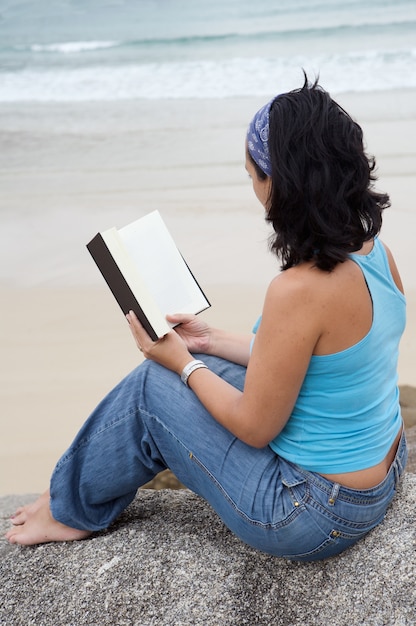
[1,89,416,290]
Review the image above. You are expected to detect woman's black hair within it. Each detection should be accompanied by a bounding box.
[263,73,390,272]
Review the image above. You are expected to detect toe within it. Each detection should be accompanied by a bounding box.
[5,528,18,544]
[10,510,28,525]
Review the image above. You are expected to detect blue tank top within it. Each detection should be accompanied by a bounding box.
[254,238,406,473]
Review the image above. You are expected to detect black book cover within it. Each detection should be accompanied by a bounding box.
[87,233,159,341]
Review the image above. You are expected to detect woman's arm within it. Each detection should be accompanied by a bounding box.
[128,271,321,448]
[181,273,321,446]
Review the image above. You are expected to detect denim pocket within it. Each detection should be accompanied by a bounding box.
[281,475,308,509]
[283,523,374,562]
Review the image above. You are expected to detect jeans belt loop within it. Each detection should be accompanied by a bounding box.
[328,482,340,506]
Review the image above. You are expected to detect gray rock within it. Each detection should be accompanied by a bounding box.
[405,425,416,473]
[1,475,416,626]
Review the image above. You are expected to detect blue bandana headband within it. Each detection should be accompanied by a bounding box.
[246,98,275,177]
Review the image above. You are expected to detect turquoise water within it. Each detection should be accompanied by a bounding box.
[0,0,415,100]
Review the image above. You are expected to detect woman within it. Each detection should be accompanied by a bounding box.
[7,76,407,561]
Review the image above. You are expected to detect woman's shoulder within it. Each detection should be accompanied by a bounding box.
[265,259,367,317]
[264,264,328,322]
[378,240,405,295]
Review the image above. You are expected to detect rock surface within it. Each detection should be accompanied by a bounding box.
[405,425,416,473]
[1,473,416,626]
[400,385,416,428]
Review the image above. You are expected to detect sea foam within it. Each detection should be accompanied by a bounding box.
[1,48,415,102]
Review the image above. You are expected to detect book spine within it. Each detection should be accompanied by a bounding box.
[86,234,159,341]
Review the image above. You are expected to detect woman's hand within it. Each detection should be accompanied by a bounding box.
[166,313,213,354]
[169,313,253,366]
[126,311,192,375]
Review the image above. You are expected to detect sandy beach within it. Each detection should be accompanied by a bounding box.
[1,90,416,495]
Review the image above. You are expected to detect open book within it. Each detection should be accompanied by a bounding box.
[87,211,210,340]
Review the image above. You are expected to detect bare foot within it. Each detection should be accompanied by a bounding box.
[6,491,91,546]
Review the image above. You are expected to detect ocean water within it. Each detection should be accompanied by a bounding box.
[0,0,415,102]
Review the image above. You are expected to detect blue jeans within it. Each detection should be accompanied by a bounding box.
[50,356,407,562]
